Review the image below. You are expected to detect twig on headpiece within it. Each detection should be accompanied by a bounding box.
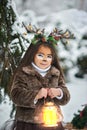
[50,28,74,40]
[22,22,35,33]
[22,23,75,46]
[22,22,45,34]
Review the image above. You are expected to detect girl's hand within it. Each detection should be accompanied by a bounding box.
[48,88,61,98]
[35,88,48,100]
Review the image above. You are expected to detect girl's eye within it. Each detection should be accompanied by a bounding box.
[47,55,53,60]
[37,54,43,57]
[37,54,43,59]
[47,55,52,59]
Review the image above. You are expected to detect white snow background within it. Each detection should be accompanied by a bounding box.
[0,0,87,127]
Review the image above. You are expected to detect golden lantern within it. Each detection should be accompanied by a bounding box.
[34,101,63,127]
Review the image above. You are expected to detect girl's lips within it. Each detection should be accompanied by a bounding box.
[40,63,48,66]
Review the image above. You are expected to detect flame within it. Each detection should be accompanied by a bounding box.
[42,102,59,127]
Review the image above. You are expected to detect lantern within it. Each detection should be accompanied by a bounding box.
[34,101,63,127]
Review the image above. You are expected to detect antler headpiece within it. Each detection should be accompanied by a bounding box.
[23,22,74,46]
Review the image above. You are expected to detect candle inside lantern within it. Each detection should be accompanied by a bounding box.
[42,102,59,127]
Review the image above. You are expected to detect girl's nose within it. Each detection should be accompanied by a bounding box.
[42,59,47,62]
[43,56,47,61]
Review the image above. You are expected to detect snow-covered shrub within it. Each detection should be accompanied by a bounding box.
[75,38,87,78]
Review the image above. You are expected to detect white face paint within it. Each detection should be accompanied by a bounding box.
[36,53,52,61]
[34,45,53,69]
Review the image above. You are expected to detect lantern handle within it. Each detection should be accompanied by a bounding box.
[43,97,54,105]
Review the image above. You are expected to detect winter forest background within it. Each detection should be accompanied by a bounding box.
[0,0,87,129]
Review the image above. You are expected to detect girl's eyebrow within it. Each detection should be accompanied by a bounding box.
[37,52,52,55]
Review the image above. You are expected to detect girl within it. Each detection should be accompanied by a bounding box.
[10,34,70,130]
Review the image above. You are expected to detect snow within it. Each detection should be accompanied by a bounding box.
[62,67,87,123]
[0,0,87,127]
[0,91,13,127]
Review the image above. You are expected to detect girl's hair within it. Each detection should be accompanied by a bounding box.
[16,41,64,78]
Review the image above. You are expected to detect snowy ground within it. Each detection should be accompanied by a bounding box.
[0,94,13,127]
[0,67,87,127]
[62,67,87,123]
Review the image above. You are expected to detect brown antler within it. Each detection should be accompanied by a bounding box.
[50,28,74,39]
[22,22,45,34]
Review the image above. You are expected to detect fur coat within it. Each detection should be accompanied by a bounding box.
[10,65,70,123]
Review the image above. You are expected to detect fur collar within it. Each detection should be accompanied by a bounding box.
[22,65,60,77]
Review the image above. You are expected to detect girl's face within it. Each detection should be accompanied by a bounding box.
[34,45,53,69]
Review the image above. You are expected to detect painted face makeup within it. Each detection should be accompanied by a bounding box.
[34,45,53,69]
[36,53,52,61]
